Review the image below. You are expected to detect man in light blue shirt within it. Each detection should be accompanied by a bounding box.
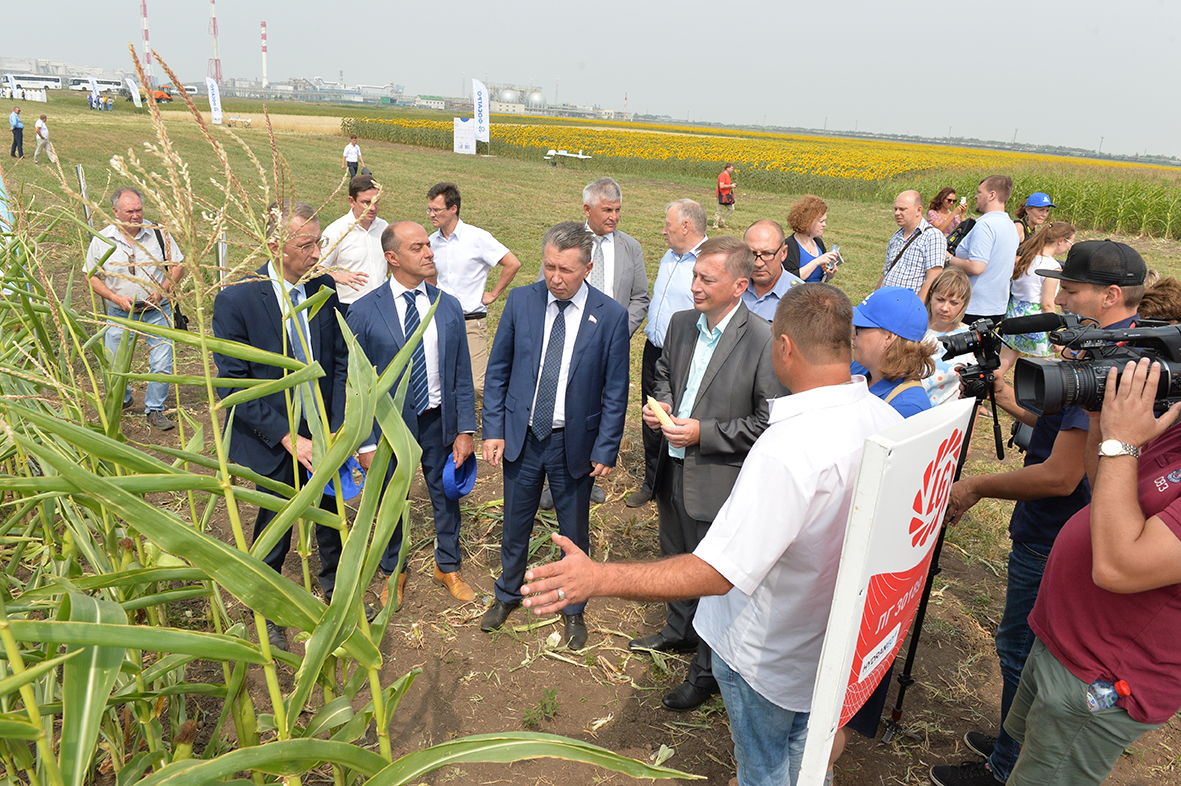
[9,106,23,159]
[741,219,804,322]
[629,198,708,507]
[949,175,1019,323]
[634,236,786,714]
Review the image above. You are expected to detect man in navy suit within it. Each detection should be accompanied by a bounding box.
[212,200,349,653]
[347,221,478,609]
[480,221,630,650]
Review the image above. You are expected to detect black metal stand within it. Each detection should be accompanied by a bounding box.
[880,392,997,744]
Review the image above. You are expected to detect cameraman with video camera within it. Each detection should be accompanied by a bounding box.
[930,240,1145,786]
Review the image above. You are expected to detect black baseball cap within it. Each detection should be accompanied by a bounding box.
[1037,239,1146,286]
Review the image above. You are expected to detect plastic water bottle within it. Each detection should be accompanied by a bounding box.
[1086,679,1130,712]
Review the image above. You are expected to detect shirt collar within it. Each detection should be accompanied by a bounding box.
[585,221,614,241]
[389,276,428,300]
[696,302,740,341]
[768,377,869,424]
[547,281,590,310]
[266,261,305,300]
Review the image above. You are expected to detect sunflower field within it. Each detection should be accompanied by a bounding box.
[344,115,1181,240]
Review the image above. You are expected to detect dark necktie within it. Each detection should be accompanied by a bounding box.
[403,290,430,415]
[288,289,308,363]
[532,299,571,440]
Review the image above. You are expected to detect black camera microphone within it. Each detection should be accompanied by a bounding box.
[997,313,1068,335]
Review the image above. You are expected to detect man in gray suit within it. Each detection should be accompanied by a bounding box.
[633,236,787,712]
[540,177,648,508]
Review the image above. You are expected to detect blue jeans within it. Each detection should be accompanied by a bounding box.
[714,653,809,786]
[105,302,174,413]
[990,541,1052,781]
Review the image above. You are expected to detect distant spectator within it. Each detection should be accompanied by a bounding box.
[928,187,968,237]
[922,268,972,407]
[784,195,840,283]
[342,135,364,178]
[9,105,22,158]
[714,163,736,229]
[1013,192,1054,243]
[33,114,56,164]
[878,190,947,301]
[997,222,1075,378]
[948,175,1020,323]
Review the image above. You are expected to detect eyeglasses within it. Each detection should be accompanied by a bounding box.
[751,241,784,262]
[293,236,327,252]
[426,207,452,215]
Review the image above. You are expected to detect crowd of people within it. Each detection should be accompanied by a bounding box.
[82,167,1181,786]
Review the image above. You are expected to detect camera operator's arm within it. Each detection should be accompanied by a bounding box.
[1090,359,1181,593]
[945,424,1086,525]
[991,375,1038,427]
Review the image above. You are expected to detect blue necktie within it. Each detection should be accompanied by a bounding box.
[403,290,430,415]
[288,289,309,364]
[532,299,571,440]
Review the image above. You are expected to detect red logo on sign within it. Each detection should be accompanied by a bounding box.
[908,429,962,548]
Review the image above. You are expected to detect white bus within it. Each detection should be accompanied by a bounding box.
[68,77,123,93]
[4,73,63,90]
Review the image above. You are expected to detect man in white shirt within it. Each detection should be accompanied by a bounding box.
[427,182,522,403]
[33,114,56,164]
[519,283,902,786]
[85,186,186,431]
[948,175,1020,323]
[319,174,389,306]
[341,135,364,179]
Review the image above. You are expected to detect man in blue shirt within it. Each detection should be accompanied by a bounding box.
[9,106,23,159]
[742,219,803,322]
[948,175,1019,323]
[930,240,1146,786]
[629,199,707,507]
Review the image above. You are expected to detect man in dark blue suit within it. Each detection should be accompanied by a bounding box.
[212,200,349,652]
[347,221,478,609]
[480,222,630,650]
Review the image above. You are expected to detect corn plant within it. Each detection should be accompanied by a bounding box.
[0,50,698,785]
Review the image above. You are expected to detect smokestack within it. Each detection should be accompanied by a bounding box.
[261,22,269,88]
[207,0,223,85]
[141,0,153,86]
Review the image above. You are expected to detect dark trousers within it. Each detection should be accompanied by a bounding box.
[253,459,345,600]
[11,127,23,158]
[378,406,463,575]
[656,458,716,690]
[347,162,358,178]
[640,339,664,492]
[496,429,591,615]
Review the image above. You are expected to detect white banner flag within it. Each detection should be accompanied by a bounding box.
[5,74,16,92]
[206,78,223,125]
[472,79,490,143]
[87,77,100,103]
[453,118,476,155]
[797,398,974,785]
[126,78,143,108]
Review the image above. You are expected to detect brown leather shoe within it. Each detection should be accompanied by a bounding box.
[434,567,476,602]
[379,572,408,608]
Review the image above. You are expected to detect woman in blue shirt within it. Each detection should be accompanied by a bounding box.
[784,194,841,283]
[851,287,934,418]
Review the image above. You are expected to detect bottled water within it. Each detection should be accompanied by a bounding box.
[1086,679,1130,712]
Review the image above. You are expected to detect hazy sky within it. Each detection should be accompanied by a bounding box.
[9,1,1180,158]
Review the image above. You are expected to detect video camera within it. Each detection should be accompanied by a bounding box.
[1014,316,1181,415]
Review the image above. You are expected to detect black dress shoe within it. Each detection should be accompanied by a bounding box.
[626,487,653,507]
[589,483,606,504]
[265,620,289,653]
[480,599,520,632]
[662,680,718,712]
[565,613,588,650]
[628,631,698,653]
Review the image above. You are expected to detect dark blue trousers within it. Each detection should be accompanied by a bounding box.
[253,459,344,600]
[379,406,464,575]
[495,429,591,615]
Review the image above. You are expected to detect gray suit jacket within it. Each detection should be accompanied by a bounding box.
[652,302,788,521]
[537,228,649,336]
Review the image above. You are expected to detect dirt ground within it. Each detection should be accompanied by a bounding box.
[118,385,1181,786]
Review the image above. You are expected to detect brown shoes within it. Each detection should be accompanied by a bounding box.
[379,571,408,608]
[434,567,476,602]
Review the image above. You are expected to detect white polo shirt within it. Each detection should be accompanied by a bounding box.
[343,142,361,163]
[320,210,389,304]
[694,380,902,712]
[429,218,510,315]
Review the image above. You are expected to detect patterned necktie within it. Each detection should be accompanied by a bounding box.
[288,289,308,364]
[532,299,571,440]
[403,290,430,415]
[588,235,605,291]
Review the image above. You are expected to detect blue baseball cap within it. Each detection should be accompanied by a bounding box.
[308,455,366,500]
[443,452,478,500]
[1026,192,1055,208]
[853,287,928,342]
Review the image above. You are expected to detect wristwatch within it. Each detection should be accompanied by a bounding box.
[1098,439,1141,459]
